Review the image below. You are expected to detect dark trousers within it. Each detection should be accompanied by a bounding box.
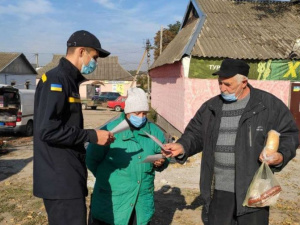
[208,190,269,225]
[43,198,87,225]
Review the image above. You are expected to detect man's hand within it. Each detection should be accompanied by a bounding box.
[259,152,283,166]
[153,158,165,168]
[95,130,115,145]
[162,143,184,158]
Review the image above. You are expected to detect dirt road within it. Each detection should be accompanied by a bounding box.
[0,107,299,224]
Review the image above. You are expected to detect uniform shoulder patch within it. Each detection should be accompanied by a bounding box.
[69,97,81,103]
[42,74,47,83]
[50,83,62,92]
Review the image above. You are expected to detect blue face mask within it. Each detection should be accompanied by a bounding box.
[221,83,243,102]
[129,115,147,128]
[221,93,237,102]
[81,58,97,75]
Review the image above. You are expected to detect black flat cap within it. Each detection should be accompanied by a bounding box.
[67,30,110,58]
[212,58,250,77]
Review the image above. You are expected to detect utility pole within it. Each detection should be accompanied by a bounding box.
[146,39,151,102]
[160,26,163,55]
[34,53,39,68]
[130,49,147,88]
[130,39,152,102]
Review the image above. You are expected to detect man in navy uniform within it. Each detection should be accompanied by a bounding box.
[33,30,114,225]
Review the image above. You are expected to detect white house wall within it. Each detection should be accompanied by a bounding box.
[182,56,191,78]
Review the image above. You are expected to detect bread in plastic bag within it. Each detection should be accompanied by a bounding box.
[243,162,282,207]
[263,130,280,161]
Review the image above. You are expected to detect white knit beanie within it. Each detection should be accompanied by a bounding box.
[124,88,149,114]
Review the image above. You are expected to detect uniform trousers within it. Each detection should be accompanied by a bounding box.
[43,198,87,225]
[208,190,269,225]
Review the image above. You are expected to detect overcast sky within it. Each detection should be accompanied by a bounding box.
[0,0,188,71]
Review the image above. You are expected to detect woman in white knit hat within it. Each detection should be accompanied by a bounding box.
[86,87,168,225]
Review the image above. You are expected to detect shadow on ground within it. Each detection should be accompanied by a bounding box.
[152,185,204,225]
[0,157,33,181]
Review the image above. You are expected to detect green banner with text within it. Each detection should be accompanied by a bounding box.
[189,58,300,81]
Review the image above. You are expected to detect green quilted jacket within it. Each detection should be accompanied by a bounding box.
[86,113,168,225]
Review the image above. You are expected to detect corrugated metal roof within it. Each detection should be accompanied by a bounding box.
[0,52,21,72]
[150,18,200,69]
[37,55,133,81]
[150,0,300,69]
[192,0,300,59]
[87,56,133,81]
[0,52,37,74]
[36,54,64,78]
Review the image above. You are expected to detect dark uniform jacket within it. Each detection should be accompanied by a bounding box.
[33,57,98,199]
[176,85,299,216]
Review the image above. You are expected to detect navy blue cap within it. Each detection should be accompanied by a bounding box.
[67,30,110,58]
[212,58,250,77]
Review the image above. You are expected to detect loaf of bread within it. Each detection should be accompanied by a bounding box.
[248,185,282,206]
[264,130,280,155]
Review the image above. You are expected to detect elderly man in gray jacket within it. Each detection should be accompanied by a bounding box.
[162,58,299,225]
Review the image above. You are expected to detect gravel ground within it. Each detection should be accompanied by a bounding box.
[0,106,299,225]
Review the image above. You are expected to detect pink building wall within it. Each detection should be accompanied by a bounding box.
[151,63,291,133]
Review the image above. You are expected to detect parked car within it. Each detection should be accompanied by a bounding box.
[107,96,127,112]
[0,86,35,136]
[81,96,104,110]
[81,98,102,110]
[92,92,121,102]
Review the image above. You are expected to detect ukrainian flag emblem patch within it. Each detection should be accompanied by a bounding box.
[50,84,62,92]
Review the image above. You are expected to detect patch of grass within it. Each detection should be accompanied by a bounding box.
[0,184,47,224]
[22,211,48,225]
[11,210,28,221]
[0,202,16,213]
[31,199,44,209]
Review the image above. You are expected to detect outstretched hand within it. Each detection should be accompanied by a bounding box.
[161,143,184,158]
[95,130,115,146]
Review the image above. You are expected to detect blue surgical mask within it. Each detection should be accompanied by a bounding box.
[221,93,237,102]
[221,83,243,102]
[129,115,147,128]
[81,58,97,74]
